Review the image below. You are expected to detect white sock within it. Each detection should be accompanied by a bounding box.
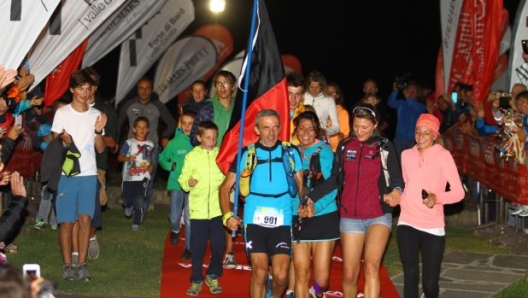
[89,236,96,241]
[72,252,79,256]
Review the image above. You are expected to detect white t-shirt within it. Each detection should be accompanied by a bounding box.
[51,104,102,176]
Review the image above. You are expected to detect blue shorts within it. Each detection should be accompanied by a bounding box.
[56,175,97,223]
[340,213,392,234]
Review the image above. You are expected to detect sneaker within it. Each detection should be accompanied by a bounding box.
[77,263,91,281]
[285,291,295,298]
[62,264,75,280]
[124,206,133,218]
[186,281,202,296]
[71,253,79,268]
[205,275,222,294]
[88,237,100,260]
[223,252,237,269]
[170,230,179,246]
[519,209,528,217]
[511,205,525,215]
[29,220,46,230]
[132,224,140,232]
[181,248,192,260]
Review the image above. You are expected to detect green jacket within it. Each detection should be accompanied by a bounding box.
[158,128,193,191]
[178,146,225,220]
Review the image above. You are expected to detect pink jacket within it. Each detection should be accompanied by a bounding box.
[398,144,465,229]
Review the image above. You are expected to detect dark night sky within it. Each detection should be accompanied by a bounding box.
[94,0,521,111]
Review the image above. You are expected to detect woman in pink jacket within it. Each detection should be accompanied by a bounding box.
[386,113,464,298]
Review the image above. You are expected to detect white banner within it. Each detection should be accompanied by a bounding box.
[0,0,60,69]
[28,0,125,89]
[154,36,218,104]
[115,0,194,106]
[82,0,167,68]
[440,0,463,93]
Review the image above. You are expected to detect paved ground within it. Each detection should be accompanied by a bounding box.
[392,222,528,298]
[391,251,528,298]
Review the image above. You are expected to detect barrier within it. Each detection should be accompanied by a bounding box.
[444,127,528,205]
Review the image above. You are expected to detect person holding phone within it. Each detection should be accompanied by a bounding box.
[390,113,465,298]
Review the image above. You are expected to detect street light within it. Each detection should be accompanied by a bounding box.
[209,0,226,13]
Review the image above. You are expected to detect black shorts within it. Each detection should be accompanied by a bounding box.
[292,211,340,242]
[245,224,292,257]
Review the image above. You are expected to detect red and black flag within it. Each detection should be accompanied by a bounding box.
[216,0,290,174]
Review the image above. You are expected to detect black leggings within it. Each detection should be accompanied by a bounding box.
[397,225,445,298]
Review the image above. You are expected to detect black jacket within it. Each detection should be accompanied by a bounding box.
[0,196,27,245]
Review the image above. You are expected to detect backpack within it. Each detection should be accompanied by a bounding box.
[239,141,297,197]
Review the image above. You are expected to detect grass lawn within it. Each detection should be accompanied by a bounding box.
[6,207,528,297]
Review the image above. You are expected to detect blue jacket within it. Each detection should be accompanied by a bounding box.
[387,90,426,141]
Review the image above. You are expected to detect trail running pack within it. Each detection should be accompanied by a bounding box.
[302,143,325,200]
[239,141,297,198]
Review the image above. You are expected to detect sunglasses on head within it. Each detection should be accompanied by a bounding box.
[352,107,376,118]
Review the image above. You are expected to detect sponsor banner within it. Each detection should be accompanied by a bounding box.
[153,36,218,104]
[28,0,125,89]
[439,0,463,94]
[43,39,89,108]
[115,0,194,106]
[448,0,504,102]
[0,0,60,69]
[82,0,167,68]
[176,24,234,106]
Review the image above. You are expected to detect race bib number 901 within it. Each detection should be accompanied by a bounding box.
[253,207,284,227]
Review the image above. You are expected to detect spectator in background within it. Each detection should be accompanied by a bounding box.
[287,72,306,145]
[387,80,426,158]
[303,71,340,141]
[182,80,209,115]
[327,82,350,152]
[361,78,390,137]
[117,77,177,219]
[0,171,27,249]
[436,95,458,133]
[83,66,119,260]
[190,70,237,147]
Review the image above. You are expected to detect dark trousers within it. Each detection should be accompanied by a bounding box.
[397,225,445,298]
[190,216,226,283]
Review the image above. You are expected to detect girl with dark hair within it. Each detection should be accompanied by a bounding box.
[290,111,339,298]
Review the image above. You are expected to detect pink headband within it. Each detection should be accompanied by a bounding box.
[416,113,440,138]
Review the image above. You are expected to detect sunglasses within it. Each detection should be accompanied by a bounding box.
[352,107,376,118]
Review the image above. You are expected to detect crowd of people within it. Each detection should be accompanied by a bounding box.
[7,57,524,298]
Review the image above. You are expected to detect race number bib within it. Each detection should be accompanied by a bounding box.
[253,207,284,227]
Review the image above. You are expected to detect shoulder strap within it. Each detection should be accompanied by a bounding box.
[245,143,257,173]
[378,138,390,187]
[307,143,325,189]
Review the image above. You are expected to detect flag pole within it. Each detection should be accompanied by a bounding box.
[232,0,259,236]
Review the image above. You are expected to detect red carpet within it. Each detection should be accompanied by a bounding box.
[160,227,400,297]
